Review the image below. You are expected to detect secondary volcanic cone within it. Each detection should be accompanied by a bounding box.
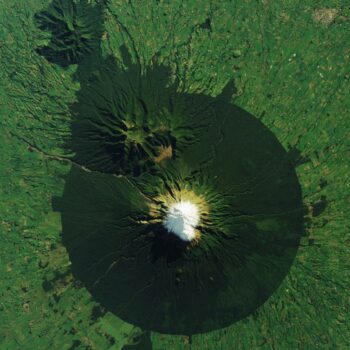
[57,56,304,334]
[69,53,215,177]
[35,0,104,66]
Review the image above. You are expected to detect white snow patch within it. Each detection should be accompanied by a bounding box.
[163,201,200,241]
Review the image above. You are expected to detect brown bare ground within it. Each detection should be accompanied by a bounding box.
[154,145,173,163]
[312,8,338,25]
